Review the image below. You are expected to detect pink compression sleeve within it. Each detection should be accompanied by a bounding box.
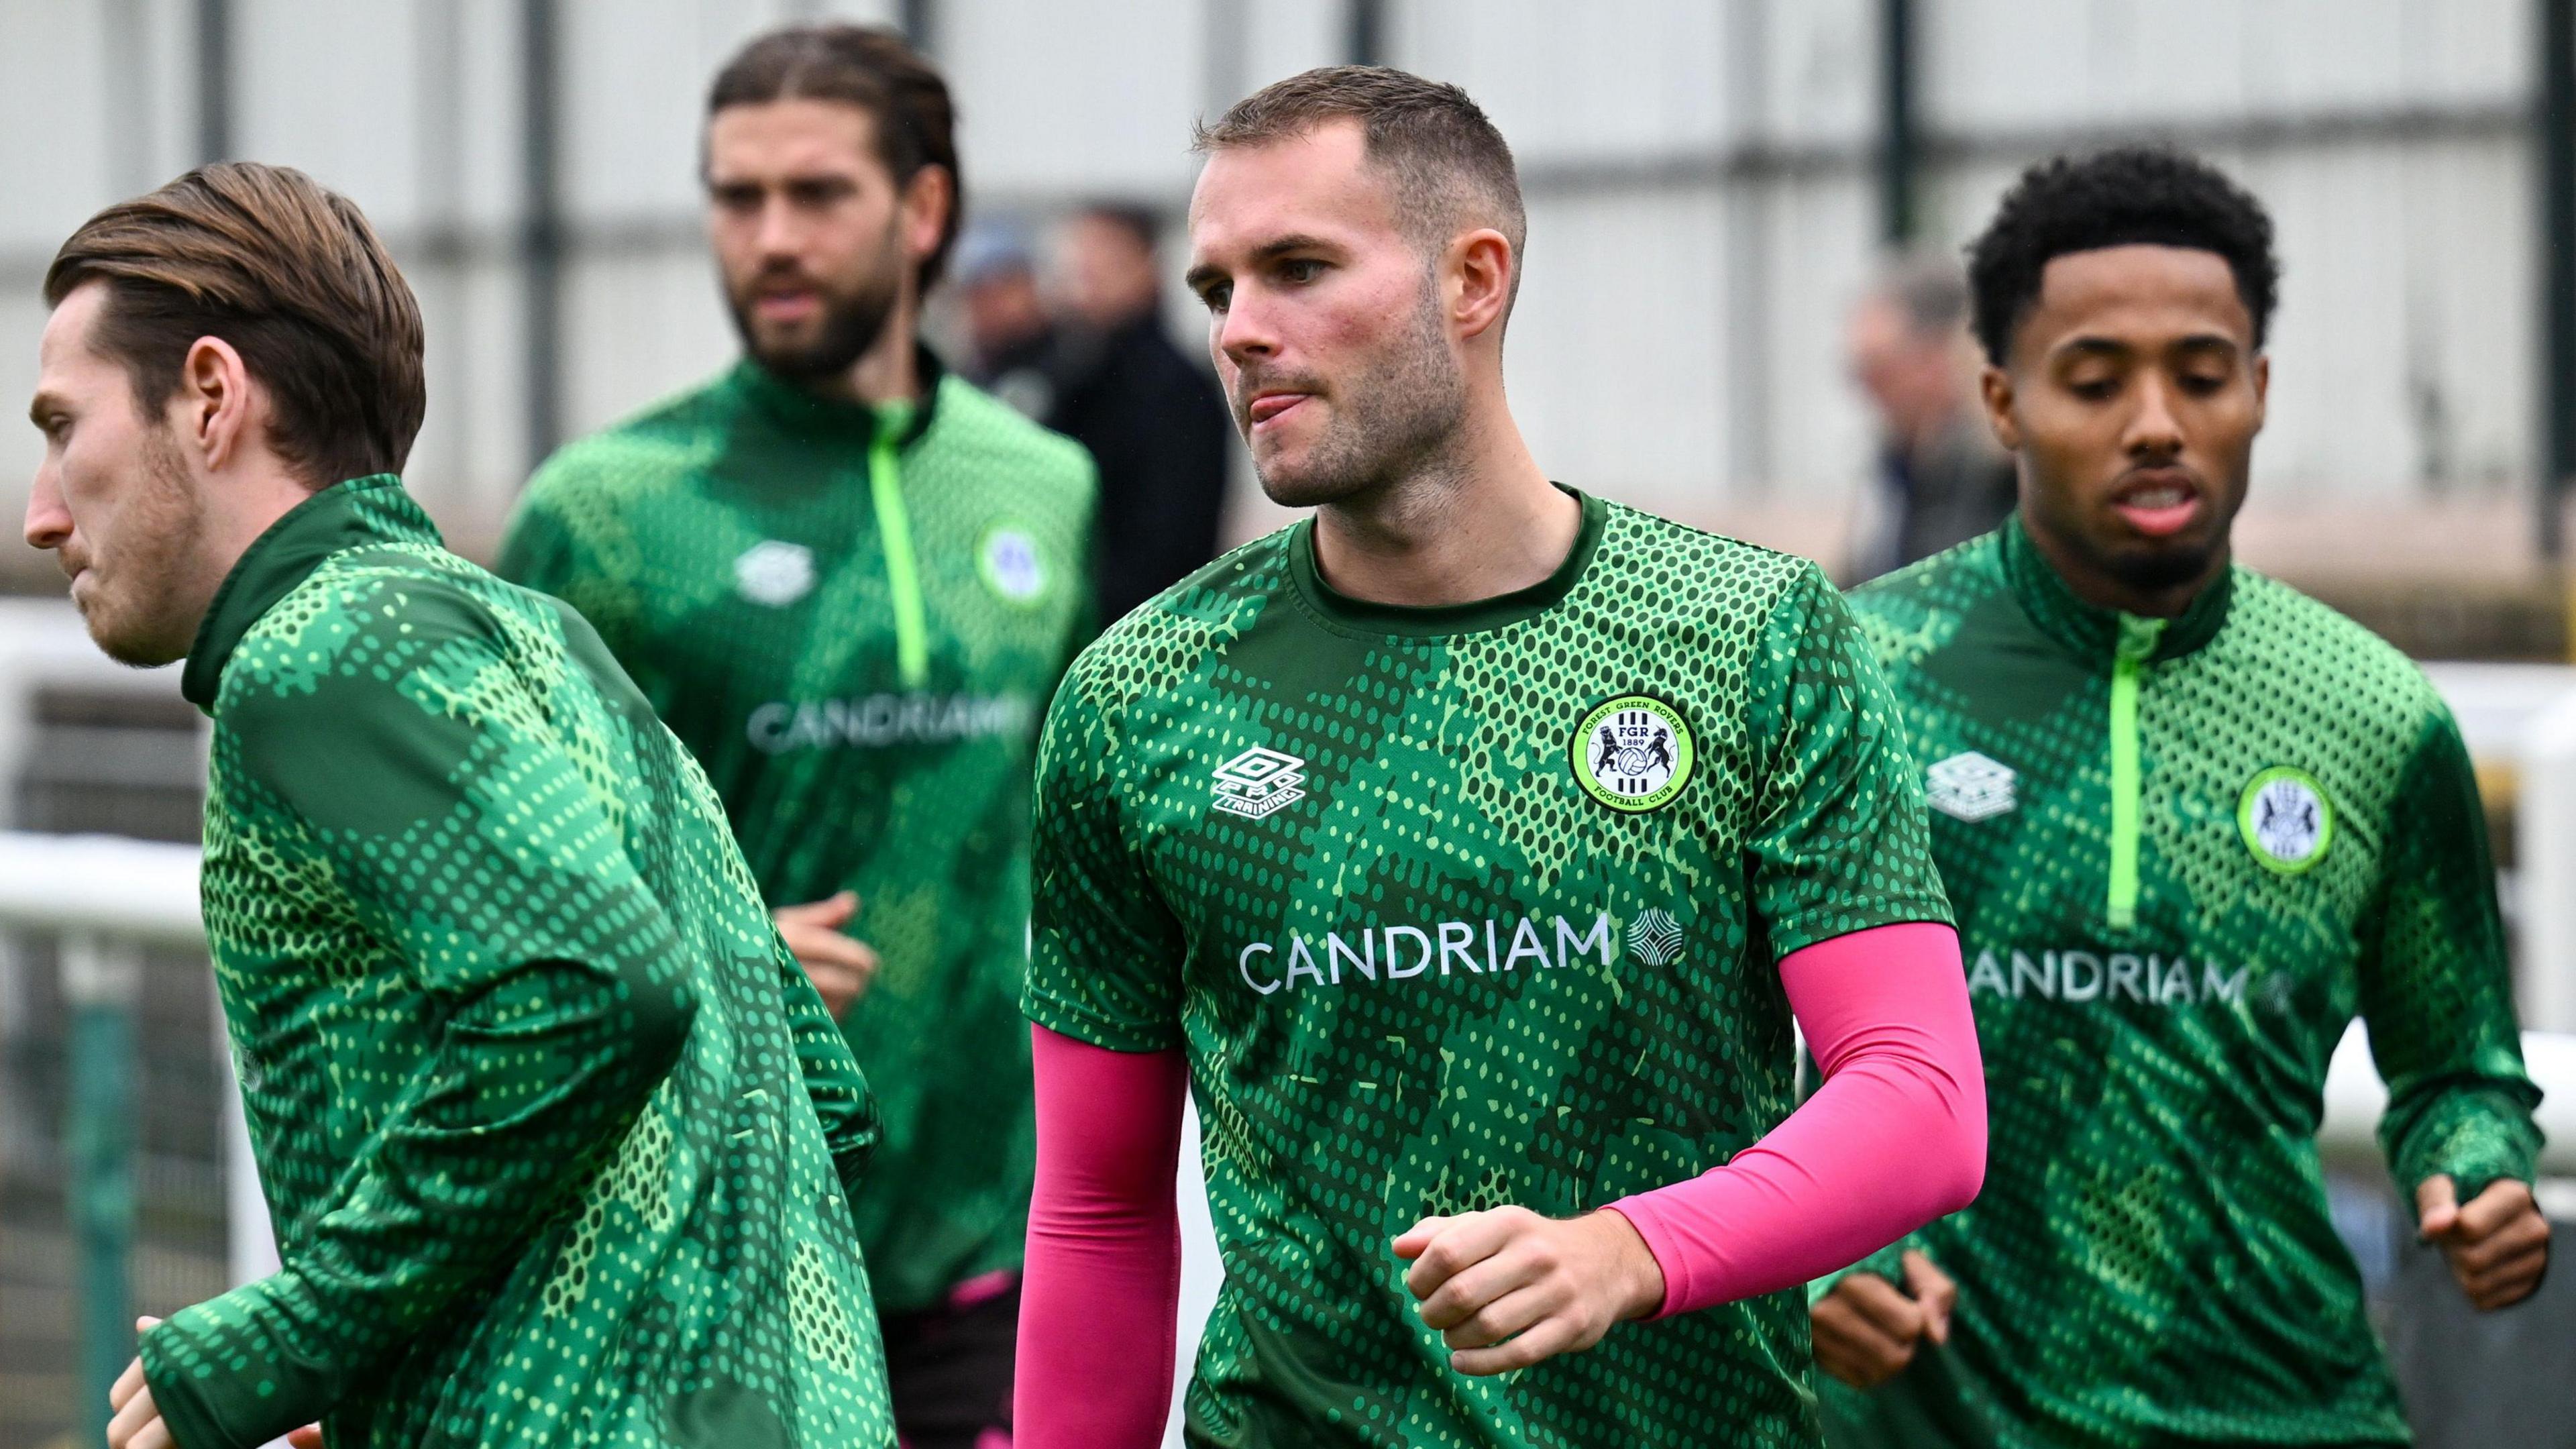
[1606,920,1985,1318]
[1014,1024,1191,1449]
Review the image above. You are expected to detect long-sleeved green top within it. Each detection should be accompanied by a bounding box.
[498,355,1095,1312]
[142,476,893,1449]
[1821,518,2542,1448]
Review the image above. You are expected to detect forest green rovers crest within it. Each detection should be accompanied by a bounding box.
[1572,695,1695,812]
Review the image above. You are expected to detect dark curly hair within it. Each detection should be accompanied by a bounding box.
[1966,147,2278,366]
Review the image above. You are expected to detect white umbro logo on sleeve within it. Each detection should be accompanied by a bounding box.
[1927,751,2017,822]
[1211,747,1307,820]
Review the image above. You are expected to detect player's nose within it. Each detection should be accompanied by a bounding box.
[1215,290,1281,368]
[23,462,72,551]
[2123,375,2186,456]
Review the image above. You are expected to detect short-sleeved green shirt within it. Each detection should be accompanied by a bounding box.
[147,477,892,1449]
[1024,490,1951,1448]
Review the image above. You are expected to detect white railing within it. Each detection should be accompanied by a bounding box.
[2420,661,2576,1033]
[4,836,2569,1270]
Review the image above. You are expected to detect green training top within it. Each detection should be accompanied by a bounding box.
[1822,519,2542,1448]
[1024,490,1952,1448]
[144,478,892,1449]
[499,354,1095,1313]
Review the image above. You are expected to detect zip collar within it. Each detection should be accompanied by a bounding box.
[731,343,948,449]
[1998,511,2235,667]
[181,474,438,712]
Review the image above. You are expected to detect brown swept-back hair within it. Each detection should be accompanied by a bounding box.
[708,24,964,293]
[1195,65,1527,312]
[44,162,426,488]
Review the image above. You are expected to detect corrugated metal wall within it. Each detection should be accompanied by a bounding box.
[0,0,2548,562]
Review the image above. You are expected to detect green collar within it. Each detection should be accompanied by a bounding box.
[729,344,947,449]
[1289,487,1606,637]
[181,474,441,711]
[1997,511,2235,666]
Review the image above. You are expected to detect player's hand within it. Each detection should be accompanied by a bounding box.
[2417,1175,2551,1310]
[775,892,879,1018]
[1391,1206,1665,1376]
[1811,1250,1955,1389]
[287,1426,325,1448]
[109,1317,174,1449]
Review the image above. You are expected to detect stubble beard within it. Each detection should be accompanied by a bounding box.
[79,425,209,668]
[1249,280,1468,511]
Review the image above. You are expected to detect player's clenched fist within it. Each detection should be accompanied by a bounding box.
[2416,1175,2551,1311]
[1811,1249,1955,1389]
[1393,1207,1666,1376]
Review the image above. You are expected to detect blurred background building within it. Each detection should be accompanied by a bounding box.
[4,1,2576,1445]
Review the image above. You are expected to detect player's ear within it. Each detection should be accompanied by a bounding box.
[901,164,954,270]
[174,334,256,473]
[2249,351,2269,431]
[1450,228,1513,343]
[1979,364,2021,452]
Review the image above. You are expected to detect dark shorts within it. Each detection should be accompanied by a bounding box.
[883,1270,1018,1449]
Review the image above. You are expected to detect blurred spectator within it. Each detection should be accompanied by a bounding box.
[1044,202,1231,628]
[954,221,1060,420]
[1845,254,2019,578]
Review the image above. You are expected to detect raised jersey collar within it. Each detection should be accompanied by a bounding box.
[730,343,947,449]
[1289,487,1606,637]
[182,474,439,711]
[1998,511,2235,667]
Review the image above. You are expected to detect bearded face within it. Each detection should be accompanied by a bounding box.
[704,98,925,389]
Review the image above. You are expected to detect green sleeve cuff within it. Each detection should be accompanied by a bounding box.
[2387,1083,2543,1220]
[140,1301,303,1449]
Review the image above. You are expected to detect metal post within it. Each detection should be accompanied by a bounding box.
[2542,0,2575,564]
[63,932,140,1448]
[194,0,230,164]
[1723,0,1774,498]
[1877,0,1918,244]
[1347,0,1384,68]
[521,0,564,470]
[1203,0,1248,119]
[900,0,936,56]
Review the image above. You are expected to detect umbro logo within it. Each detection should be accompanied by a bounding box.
[1927,751,2017,822]
[1211,747,1307,820]
[735,540,816,606]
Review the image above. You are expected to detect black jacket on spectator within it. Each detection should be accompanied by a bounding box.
[1044,307,1232,629]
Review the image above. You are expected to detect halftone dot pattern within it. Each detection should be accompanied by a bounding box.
[152,478,894,1449]
[500,362,1093,1311]
[1824,523,2538,1449]
[1028,494,1950,1448]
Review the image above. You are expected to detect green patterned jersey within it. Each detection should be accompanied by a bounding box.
[146,477,892,1449]
[1024,490,1951,1448]
[1823,519,2542,1448]
[498,356,1094,1312]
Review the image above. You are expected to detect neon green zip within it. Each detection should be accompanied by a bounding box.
[869,417,929,689]
[2106,615,2163,930]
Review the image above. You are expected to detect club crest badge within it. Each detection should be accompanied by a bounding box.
[979,522,1049,604]
[1212,746,1307,820]
[1571,695,1694,813]
[1926,751,2018,822]
[2239,765,2332,874]
[735,540,816,606]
